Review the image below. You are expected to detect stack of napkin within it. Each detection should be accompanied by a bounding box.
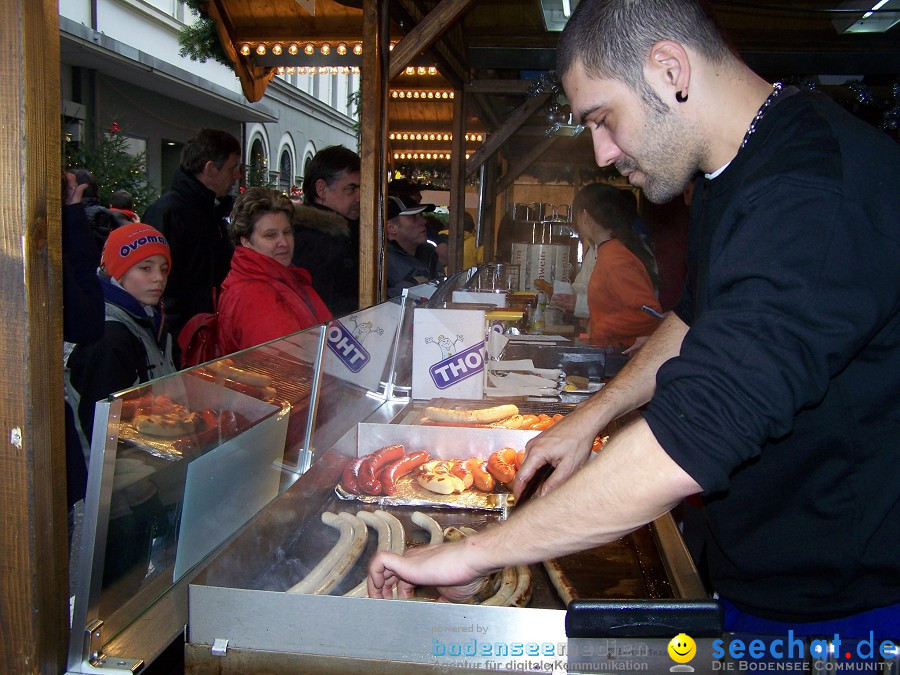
[485,332,562,398]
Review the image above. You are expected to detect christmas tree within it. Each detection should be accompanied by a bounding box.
[65,120,158,214]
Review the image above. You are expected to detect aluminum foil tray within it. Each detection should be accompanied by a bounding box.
[117,422,186,461]
[334,477,513,511]
[332,422,540,511]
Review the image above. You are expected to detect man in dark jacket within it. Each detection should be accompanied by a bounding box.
[292,145,360,316]
[143,128,241,344]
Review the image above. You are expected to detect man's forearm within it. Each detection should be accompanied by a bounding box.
[468,417,702,571]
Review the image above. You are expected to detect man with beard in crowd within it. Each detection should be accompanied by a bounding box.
[368,0,900,638]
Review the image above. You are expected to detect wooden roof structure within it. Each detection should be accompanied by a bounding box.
[198,0,899,306]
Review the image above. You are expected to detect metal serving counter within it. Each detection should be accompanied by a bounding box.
[68,295,715,675]
[183,399,711,674]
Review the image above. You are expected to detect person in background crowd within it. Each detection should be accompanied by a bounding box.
[618,188,659,288]
[66,223,176,448]
[292,145,360,316]
[422,214,449,271]
[554,183,661,348]
[369,0,900,638]
[218,188,331,354]
[439,210,483,272]
[61,172,105,513]
[108,189,140,223]
[387,177,423,206]
[143,128,240,348]
[385,196,436,298]
[388,179,443,276]
[72,168,125,250]
[651,178,693,312]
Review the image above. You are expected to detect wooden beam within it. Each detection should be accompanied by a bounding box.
[394,0,468,85]
[480,157,498,261]
[447,89,467,274]
[465,93,550,178]
[470,93,502,132]
[465,79,533,95]
[389,0,474,80]
[387,3,460,88]
[497,135,560,193]
[0,0,69,670]
[208,0,276,102]
[359,0,391,307]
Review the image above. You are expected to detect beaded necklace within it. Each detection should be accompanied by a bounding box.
[741,82,783,149]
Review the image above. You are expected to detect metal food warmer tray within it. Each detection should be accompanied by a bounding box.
[185,401,715,674]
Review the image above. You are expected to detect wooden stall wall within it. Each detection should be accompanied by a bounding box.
[0,0,69,671]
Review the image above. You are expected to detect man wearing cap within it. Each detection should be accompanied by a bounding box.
[388,178,446,277]
[385,196,437,298]
[66,223,177,455]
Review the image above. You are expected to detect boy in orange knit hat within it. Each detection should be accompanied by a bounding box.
[66,223,178,453]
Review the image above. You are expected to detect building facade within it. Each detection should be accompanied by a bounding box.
[60,0,359,201]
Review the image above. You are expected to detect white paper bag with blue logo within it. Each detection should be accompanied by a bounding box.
[323,303,402,392]
[412,308,486,400]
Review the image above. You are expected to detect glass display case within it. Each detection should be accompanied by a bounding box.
[67,297,411,673]
[67,295,713,674]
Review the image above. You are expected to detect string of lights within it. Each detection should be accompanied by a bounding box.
[388,132,484,142]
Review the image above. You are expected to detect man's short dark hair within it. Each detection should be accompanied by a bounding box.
[109,189,134,210]
[557,0,734,91]
[180,128,241,175]
[302,145,361,205]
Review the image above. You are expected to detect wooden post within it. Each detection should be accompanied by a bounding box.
[447,88,466,274]
[480,157,497,261]
[359,0,391,306]
[0,0,69,670]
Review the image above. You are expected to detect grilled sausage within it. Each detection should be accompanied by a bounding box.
[487,448,518,485]
[424,404,519,424]
[311,513,368,595]
[464,458,496,492]
[341,457,366,495]
[378,451,430,495]
[359,444,405,495]
[287,512,356,594]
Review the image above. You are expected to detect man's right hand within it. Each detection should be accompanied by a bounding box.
[64,172,88,205]
[513,408,600,499]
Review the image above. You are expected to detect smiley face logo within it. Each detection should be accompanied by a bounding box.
[668,633,697,664]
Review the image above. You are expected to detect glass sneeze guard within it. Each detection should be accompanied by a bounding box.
[68,324,328,672]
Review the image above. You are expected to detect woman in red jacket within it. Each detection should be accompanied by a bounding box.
[218,187,332,354]
[571,183,662,348]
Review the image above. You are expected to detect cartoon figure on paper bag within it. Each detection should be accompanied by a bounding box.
[425,334,464,360]
[347,316,384,345]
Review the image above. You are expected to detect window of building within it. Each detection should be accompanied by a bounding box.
[247,137,268,186]
[279,149,293,192]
